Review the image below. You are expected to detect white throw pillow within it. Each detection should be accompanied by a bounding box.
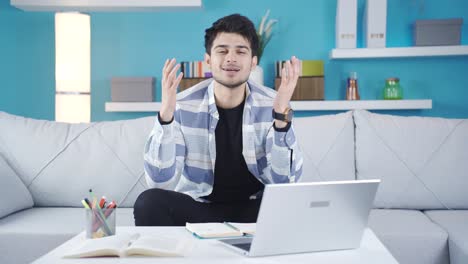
[294,111,355,182]
[0,111,153,208]
[354,110,468,209]
[0,153,34,218]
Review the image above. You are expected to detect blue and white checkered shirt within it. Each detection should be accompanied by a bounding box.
[144,79,303,201]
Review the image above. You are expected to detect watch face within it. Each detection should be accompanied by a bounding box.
[272,108,294,122]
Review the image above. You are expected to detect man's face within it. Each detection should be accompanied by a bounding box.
[205,32,257,89]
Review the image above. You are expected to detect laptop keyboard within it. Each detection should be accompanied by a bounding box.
[233,243,252,251]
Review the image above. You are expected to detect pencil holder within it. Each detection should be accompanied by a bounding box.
[85,208,116,239]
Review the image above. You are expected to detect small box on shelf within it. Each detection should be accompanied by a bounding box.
[178,78,209,92]
[414,18,463,46]
[275,77,324,100]
[111,77,154,102]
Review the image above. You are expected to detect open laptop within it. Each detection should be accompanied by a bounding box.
[219,179,380,257]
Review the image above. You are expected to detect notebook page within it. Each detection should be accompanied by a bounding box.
[125,235,190,257]
[227,222,256,235]
[63,233,139,258]
[185,222,243,238]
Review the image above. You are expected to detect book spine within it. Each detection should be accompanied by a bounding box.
[275,61,278,78]
[180,62,185,78]
[193,61,197,78]
[190,62,193,78]
[365,0,387,48]
[336,0,357,48]
[199,61,202,78]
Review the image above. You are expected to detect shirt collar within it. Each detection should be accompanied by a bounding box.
[207,80,253,116]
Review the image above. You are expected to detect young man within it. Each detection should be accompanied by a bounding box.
[134,14,303,226]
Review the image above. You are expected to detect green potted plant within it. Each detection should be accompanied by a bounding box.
[250,10,278,86]
[257,9,278,64]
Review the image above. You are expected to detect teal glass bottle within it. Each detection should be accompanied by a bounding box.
[383,78,403,100]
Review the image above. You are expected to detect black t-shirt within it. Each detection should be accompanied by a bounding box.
[201,101,264,203]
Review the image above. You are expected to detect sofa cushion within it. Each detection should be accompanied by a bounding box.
[425,210,468,264]
[0,111,154,208]
[0,154,34,219]
[354,110,468,209]
[294,111,355,182]
[0,207,135,264]
[368,209,449,264]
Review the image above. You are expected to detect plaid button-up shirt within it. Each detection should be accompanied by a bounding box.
[144,79,303,201]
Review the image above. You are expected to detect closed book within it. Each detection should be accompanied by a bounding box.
[364,0,387,48]
[336,0,357,48]
[185,222,255,239]
[301,60,324,77]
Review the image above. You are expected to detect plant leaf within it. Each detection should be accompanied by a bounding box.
[258,9,270,35]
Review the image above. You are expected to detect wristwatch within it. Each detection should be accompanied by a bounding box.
[272,107,294,122]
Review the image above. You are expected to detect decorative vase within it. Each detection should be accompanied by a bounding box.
[249,66,264,86]
[383,77,403,100]
[346,72,360,100]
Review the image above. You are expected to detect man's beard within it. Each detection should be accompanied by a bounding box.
[213,75,250,89]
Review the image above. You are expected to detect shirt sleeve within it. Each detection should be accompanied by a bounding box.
[273,120,291,132]
[265,121,303,183]
[143,107,186,190]
[157,112,174,125]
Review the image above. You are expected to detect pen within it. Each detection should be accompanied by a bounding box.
[106,201,116,209]
[87,195,111,235]
[89,189,97,209]
[224,222,242,233]
[93,211,112,235]
[104,201,117,217]
[99,196,106,208]
[84,198,92,208]
[81,199,90,209]
[90,204,113,235]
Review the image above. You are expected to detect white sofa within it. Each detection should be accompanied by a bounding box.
[1,110,467,264]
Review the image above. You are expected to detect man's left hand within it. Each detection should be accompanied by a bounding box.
[274,56,300,128]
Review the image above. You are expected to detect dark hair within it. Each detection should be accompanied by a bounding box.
[204,14,259,57]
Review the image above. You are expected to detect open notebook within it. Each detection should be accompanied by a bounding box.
[185,222,256,239]
[63,233,192,258]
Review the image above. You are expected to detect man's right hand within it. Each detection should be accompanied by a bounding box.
[159,58,183,122]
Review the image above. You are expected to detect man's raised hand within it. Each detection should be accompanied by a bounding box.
[159,58,183,122]
[274,56,300,113]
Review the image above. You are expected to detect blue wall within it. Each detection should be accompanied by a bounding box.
[0,1,54,120]
[1,0,468,121]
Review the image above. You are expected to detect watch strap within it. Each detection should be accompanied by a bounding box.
[272,108,293,122]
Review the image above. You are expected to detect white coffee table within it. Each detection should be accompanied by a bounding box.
[32,226,398,264]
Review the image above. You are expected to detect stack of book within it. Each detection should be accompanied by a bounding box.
[178,61,212,92]
[274,60,324,78]
[274,60,325,100]
[180,61,212,78]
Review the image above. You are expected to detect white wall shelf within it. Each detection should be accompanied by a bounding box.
[106,102,162,112]
[290,99,432,111]
[330,45,468,59]
[11,0,202,12]
[105,100,432,112]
